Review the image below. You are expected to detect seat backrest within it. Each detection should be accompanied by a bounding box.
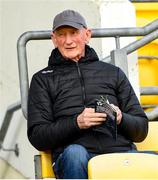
[88,153,158,179]
[135,121,158,152]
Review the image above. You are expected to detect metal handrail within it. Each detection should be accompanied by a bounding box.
[140,86,158,95]
[146,106,158,120]
[17,20,158,119]
[139,55,158,59]
[104,28,158,62]
[93,19,158,37]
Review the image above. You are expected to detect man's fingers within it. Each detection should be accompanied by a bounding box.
[77,107,107,129]
[110,104,122,125]
[84,108,107,118]
[83,119,105,128]
[84,108,95,113]
[86,117,106,122]
[84,113,107,118]
[89,121,104,126]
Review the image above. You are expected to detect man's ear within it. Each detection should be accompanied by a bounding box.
[85,28,92,44]
[51,32,57,47]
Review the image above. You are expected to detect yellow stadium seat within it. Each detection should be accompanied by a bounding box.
[34,151,55,179]
[40,151,55,178]
[88,153,158,179]
[135,121,158,152]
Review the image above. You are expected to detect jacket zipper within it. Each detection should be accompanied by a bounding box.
[76,62,102,153]
[76,61,86,107]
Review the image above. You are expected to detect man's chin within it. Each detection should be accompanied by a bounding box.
[65,54,80,61]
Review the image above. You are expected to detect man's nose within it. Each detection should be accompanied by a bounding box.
[65,34,73,44]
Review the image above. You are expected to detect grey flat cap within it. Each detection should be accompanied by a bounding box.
[53,10,87,31]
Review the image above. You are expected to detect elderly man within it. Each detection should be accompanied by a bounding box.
[27,9,148,179]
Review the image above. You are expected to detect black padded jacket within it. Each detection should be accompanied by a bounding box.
[27,45,148,158]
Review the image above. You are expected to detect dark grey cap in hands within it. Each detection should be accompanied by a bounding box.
[53,10,87,31]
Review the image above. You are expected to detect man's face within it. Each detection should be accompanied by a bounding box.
[51,26,91,61]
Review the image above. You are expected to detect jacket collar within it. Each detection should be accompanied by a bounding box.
[48,45,99,67]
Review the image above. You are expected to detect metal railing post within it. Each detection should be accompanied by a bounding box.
[110,49,128,77]
[17,31,51,119]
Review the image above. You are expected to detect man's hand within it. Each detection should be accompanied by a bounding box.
[110,104,122,125]
[77,108,107,129]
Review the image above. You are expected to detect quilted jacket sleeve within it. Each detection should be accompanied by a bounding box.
[27,73,82,151]
[117,68,148,142]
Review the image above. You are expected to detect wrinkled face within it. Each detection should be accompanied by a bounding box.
[51,26,91,61]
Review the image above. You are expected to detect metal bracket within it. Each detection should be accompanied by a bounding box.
[34,155,42,179]
[0,142,19,157]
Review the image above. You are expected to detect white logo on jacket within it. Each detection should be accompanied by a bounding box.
[42,70,54,74]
